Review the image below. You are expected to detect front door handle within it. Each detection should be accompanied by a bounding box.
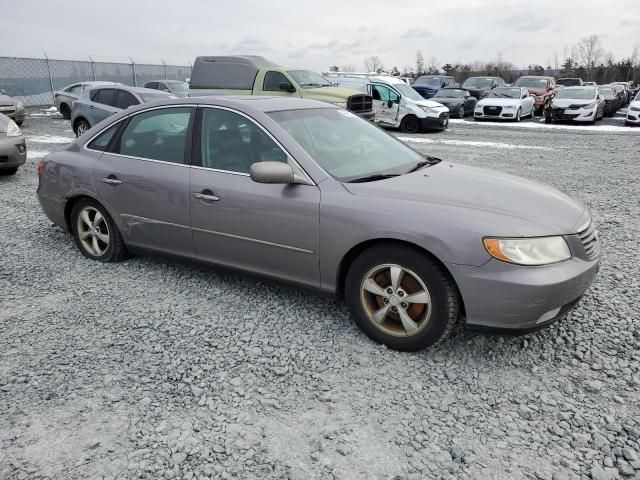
[100,176,122,186]
[194,190,220,202]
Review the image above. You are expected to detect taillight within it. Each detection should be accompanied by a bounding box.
[37,161,45,176]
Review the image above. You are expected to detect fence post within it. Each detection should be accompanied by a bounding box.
[88,55,96,81]
[162,60,167,79]
[43,52,55,105]
[130,57,137,86]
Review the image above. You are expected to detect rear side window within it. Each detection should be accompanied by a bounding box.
[263,71,289,92]
[116,107,192,164]
[67,84,82,95]
[115,90,139,109]
[87,123,120,152]
[94,89,117,107]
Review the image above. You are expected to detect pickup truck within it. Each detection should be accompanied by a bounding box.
[189,56,374,120]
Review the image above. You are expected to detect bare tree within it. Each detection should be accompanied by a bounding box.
[340,64,357,72]
[552,51,560,73]
[577,34,604,80]
[415,51,424,76]
[364,56,384,73]
[426,57,440,74]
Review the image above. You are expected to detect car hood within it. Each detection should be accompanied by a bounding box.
[552,98,594,108]
[343,162,587,237]
[477,98,520,107]
[627,100,640,109]
[415,99,448,109]
[302,86,363,103]
[0,94,16,106]
[524,87,547,96]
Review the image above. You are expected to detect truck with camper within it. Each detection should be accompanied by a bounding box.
[189,56,374,120]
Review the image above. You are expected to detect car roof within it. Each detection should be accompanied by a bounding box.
[145,79,185,83]
[86,85,172,95]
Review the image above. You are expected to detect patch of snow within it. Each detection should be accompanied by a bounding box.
[27,135,73,144]
[397,136,552,150]
[46,106,58,112]
[449,118,640,133]
[27,150,50,159]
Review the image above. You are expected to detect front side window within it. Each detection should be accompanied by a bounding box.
[199,108,287,173]
[269,108,425,182]
[263,71,290,92]
[116,107,192,163]
[372,85,399,103]
[87,123,120,152]
[115,90,139,109]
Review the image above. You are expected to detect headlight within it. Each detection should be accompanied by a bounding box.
[503,105,516,110]
[535,96,543,101]
[630,106,640,112]
[6,119,22,137]
[334,102,347,109]
[581,102,596,110]
[483,236,571,266]
[420,106,439,115]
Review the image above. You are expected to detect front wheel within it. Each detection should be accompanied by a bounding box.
[75,119,90,137]
[457,105,465,119]
[515,109,521,122]
[71,199,128,262]
[400,115,421,134]
[345,244,460,352]
[60,103,71,120]
[0,167,18,176]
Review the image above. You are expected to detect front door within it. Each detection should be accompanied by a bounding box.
[371,84,400,126]
[189,106,320,287]
[93,106,195,257]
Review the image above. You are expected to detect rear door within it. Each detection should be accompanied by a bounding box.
[92,106,195,257]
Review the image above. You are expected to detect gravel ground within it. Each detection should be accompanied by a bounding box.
[1,107,639,480]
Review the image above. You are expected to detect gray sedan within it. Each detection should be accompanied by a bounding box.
[0,113,27,175]
[0,89,26,126]
[37,97,600,351]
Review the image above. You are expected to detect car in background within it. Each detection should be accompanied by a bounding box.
[431,88,477,118]
[474,87,535,122]
[610,83,627,108]
[513,76,556,115]
[583,81,597,87]
[597,85,619,116]
[626,91,640,126]
[412,75,456,99]
[36,96,600,352]
[0,89,26,126]
[545,86,605,124]
[143,80,189,98]
[54,81,122,119]
[557,78,583,87]
[0,113,26,176]
[460,76,506,99]
[71,86,176,136]
[611,82,632,105]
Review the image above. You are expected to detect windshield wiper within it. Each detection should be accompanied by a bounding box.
[347,174,400,183]
[407,156,442,173]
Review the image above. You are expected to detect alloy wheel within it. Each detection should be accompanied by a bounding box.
[360,264,432,337]
[76,121,89,136]
[76,207,110,256]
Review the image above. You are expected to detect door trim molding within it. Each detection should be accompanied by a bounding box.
[192,226,315,255]
[121,213,190,230]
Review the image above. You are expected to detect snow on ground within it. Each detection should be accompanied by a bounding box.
[27,135,73,144]
[397,136,552,150]
[450,118,640,133]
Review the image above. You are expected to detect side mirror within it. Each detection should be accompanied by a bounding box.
[386,100,394,108]
[250,161,295,184]
[279,81,296,93]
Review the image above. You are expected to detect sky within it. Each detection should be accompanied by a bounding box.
[2,0,638,71]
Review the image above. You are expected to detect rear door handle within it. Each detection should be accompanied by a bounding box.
[100,176,122,186]
[194,190,220,202]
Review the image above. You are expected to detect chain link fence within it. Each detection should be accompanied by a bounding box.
[0,56,192,106]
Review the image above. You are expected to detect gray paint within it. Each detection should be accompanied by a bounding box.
[37,96,600,330]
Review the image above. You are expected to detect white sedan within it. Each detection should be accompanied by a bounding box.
[626,91,640,126]
[474,87,535,122]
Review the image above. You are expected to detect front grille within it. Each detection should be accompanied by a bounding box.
[347,94,373,113]
[550,108,579,120]
[0,156,8,163]
[483,106,502,116]
[568,104,588,110]
[578,221,600,260]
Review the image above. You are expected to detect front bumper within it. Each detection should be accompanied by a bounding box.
[0,105,26,123]
[474,107,520,120]
[449,253,600,330]
[547,107,597,122]
[419,113,449,130]
[0,136,27,169]
[626,110,640,125]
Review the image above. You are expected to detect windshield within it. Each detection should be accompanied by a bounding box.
[514,78,548,89]
[557,78,581,87]
[487,87,522,99]
[287,70,333,88]
[434,89,466,98]
[462,77,494,88]
[166,81,188,94]
[554,88,596,100]
[414,76,442,86]
[393,83,425,102]
[598,87,614,95]
[268,108,425,182]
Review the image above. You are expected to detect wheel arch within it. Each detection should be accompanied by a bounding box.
[64,194,104,231]
[335,238,465,316]
[72,116,89,133]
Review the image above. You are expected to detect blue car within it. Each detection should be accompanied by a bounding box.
[412,75,456,99]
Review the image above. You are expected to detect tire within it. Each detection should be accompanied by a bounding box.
[457,105,465,119]
[74,118,90,137]
[515,109,521,122]
[60,103,71,120]
[400,115,421,134]
[345,244,460,352]
[545,113,552,124]
[70,198,128,262]
[16,120,23,126]
[0,167,18,176]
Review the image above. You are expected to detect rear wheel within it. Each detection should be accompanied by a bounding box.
[70,199,128,262]
[345,244,459,352]
[0,167,18,176]
[400,115,421,134]
[75,118,90,137]
[60,103,71,120]
[515,109,521,122]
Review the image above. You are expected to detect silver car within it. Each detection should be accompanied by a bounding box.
[143,80,189,98]
[0,113,27,175]
[70,85,175,136]
[54,81,122,119]
[37,97,601,351]
[0,89,26,126]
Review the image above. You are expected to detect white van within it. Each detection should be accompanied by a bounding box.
[323,72,449,132]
